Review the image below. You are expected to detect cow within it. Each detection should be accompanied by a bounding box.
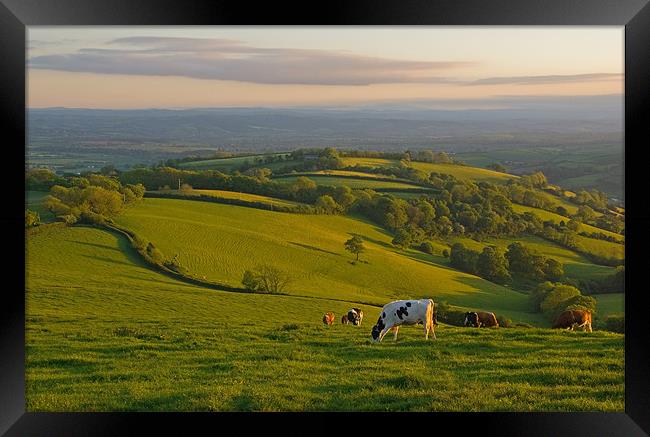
[347,308,364,326]
[552,310,592,332]
[341,314,349,324]
[323,312,335,326]
[371,299,436,342]
[464,311,499,328]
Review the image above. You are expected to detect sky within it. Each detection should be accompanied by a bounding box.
[27,27,624,109]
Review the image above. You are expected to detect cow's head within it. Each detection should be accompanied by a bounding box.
[371,315,386,342]
[464,312,479,327]
[348,309,361,326]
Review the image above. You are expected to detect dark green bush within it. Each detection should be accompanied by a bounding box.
[604,315,624,333]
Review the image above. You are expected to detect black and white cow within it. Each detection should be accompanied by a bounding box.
[371,299,436,342]
[347,308,364,326]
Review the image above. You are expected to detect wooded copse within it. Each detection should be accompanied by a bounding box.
[35,173,145,225]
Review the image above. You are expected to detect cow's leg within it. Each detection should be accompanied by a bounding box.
[392,325,400,341]
[378,323,394,342]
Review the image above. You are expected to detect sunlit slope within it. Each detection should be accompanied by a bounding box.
[115,198,540,323]
[178,153,292,171]
[341,157,517,184]
[511,204,623,242]
[25,221,623,412]
[165,189,305,208]
[27,191,55,222]
[272,175,427,190]
[449,235,617,282]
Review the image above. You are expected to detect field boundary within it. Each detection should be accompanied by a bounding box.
[144,191,314,214]
[76,223,386,309]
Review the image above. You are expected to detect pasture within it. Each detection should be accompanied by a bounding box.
[26,225,624,411]
[114,197,541,323]
[26,190,55,223]
[448,235,617,283]
[272,174,430,191]
[162,189,304,208]
[341,157,517,184]
[178,153,293,171]
[511,204,623,242]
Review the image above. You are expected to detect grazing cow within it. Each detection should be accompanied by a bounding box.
[323,312,335,326]
[464,311,499,328]
[341,314,349,324]
[553,310,592,332]
[347,308,364,326]
[371,299,436,342]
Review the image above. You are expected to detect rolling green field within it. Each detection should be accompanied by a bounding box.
[593,294,624,318]
[164,189,304,208]
[178,153,294,171]
[26,224,624,411]
[341,157,517,184]
[511,204,623,242]
[272,174,430,191]
[26,190,55,223]
[114,197,539,322]
[448,235,617,283]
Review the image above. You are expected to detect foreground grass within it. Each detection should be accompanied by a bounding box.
[26,224,624,411]
[26,319,624,412]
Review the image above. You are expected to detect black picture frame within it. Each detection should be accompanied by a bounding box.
[3,0,649,435]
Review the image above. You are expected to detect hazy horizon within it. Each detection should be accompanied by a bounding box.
[28,27,623,110]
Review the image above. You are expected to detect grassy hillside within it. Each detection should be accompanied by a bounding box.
[164,189,304,208]
[511,204,623,242]
[593,294,624,318]
[26,224,624,411]
[26,190,55,223]
[341,157,517,184]
[178,153,293,171]
[272,174,430,191]
[448,235,617,283]
[115,197,542,324]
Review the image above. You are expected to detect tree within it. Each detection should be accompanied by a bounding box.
[477,246,511,284]
[488,163,507,173]
[392,228,412,249]
[542,258,564,281]
[242,265,291,294]
[539,283,581,316]
[450,243,479,275]
[315,195,340,214]
[344,235,366,261]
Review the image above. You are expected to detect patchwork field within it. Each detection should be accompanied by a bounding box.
[178,153,293,171]
[26,224,624,411]
[162,189,305,208]
[448,235,617,283]
[272,174,431,191]
[511,204,623,242]
[341,157,517,184]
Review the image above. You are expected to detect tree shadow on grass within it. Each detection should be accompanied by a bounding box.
[289,242,340,256]
[66,240,121,252]
[80,255,136,268]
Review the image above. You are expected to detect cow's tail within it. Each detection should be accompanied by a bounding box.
[426,299,434,329]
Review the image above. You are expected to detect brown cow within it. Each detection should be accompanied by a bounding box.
[553,310,592,332]
[464,311,499,328]
[341,314,349,324]
[323,312,335,326]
